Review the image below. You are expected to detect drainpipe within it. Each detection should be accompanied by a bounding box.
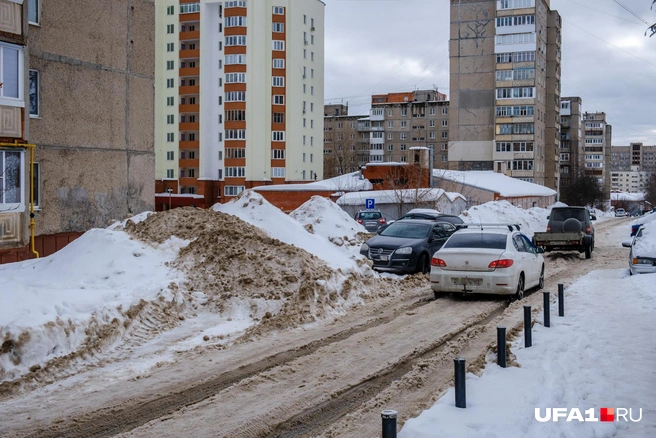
[0,141,39,258]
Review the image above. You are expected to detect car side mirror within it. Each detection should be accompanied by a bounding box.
[546,215,550,220]
[621,240,632,248]
[535,247,545,254]
[591,215,597,221]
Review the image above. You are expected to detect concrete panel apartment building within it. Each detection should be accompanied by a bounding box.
[448,0,561,191]
[0,0,155,264]
[611,142,656,193]
[155,0,325,210]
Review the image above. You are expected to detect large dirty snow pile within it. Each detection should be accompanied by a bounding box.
[0,192,396,387]
[460,201,549,239]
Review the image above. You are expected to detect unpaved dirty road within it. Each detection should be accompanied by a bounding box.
[1,218,628,438]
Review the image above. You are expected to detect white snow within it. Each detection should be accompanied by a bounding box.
[1,189,654,437]
[433,169,557,197]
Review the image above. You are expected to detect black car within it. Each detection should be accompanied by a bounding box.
[360,219,457,274]
[354,209,386,233]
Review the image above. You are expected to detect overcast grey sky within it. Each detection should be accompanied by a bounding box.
[322,0,656,147]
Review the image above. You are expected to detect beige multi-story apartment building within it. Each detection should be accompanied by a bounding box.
[155,0,324,208]
[0,0,155,264]
[558,96,583,190]
[610,142,656,193]
[582,111,612,201]
[448,0,561,189]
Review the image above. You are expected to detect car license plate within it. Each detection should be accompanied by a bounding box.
[379,255,389,261]
[549,241,566,245]
[453,277,482,286]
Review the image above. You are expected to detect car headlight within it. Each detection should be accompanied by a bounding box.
[361,243,369,252]
[634,258,652,265]
[395,247,413,255]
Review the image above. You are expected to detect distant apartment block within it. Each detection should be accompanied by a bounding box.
[448,0,561,189]
[558,97,583,190]
[322,104,369,178]
[155,0,325,209]
[582,111,612,200]
[610,142,656,193]
[1,0,155,264]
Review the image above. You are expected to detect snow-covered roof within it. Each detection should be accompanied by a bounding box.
[433,169,557,198]
[610,191,644,201]
[336,188,446,206]
[253,171,373,192]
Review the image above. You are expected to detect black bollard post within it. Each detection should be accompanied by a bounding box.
[497,326,506,368]
[381,410,397,438]
[524,305,532,348]
[543,291,550,328]
[454,357,466,408]
[558,283,564,317]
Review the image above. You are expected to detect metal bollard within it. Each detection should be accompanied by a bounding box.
[381,410,397,438]
[543,291,550,327]
[497,326,507,368]
[558,283,564,317]
[524,305,532,348]
[454,357,466,408]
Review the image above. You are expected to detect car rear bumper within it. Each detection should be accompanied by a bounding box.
[430,271,517,295]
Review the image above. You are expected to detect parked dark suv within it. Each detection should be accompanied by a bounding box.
[376,209,464,233]
[354,210,386,233]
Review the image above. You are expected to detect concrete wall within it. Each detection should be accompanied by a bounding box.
[28,0,155,235]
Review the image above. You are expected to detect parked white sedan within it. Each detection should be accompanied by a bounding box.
[430,224,545,300]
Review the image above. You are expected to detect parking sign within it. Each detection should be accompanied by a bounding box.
[365,198,375,209]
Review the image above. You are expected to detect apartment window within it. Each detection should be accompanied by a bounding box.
[400,144,407,151]
[496,142,512,152]
[0,150,21,204]
[272,167,285,178]
[166,78,174,88]
[441,107,448,115]
[166,5,174,15]
[495,33,535,45]
[166,96,175,106]
[429,132,436,139]
[226,148,246,158]
[400,156,407,163]
[303,153,306,162]
[272,112,284,124]
[0,43,22,102]
[429,120,435,127]
[387,144,393,151]
[273,95,284,105]
[310,120,314,128]
[273,23,284,33]
[310,136,314,145]
[272,76,284,87]
[311,52,314,61]
[180,2,200,13]
[28,0,42,24]
[225,186,245,196]
[29,70,39,117]
[441,144,448,151]
[225,35,247,46]
[226,110,246,121]
[166,115,174,124]
[225,73,246,83]
[496,70,513,81]
[166,169,174,178]
[273,58,285,69]
[167,43,174,52]
[226,167,246,177]
[310,102,314,112]
[387,121,393,128]
[166,151,175,160]
[225,16,247,27]
[166,60,174,70]
[441,131,448,139]
[400,133,406,140]
[225,54,246,64]
[167,24,174,34]
[225,91,246,101]
[512,160,534,171]
[272,40,285,51]
[272,149,285,159]
[400,121,407,128]
[513,51,535,62]
[401,108,407,116]
[441,120,448,127]
[225,1,247,7]
[166,133,174,142]
[311,68,314,78]
[273,6,284,14]
[272,131,285,141]
[311,86,314,95]
[311,34,314,44]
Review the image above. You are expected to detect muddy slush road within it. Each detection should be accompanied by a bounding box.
[1,219,628,438]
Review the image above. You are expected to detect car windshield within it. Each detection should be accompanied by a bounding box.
[379,222,431,239]
[443,233,507,249]
[358,212,381,220]
[551,209,585,221]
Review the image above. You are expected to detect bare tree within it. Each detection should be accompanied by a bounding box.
[323,133,365,179]
[560,173,604,207]
[644,173,656,208]
[646,1,656,37]
[379,164,438,218]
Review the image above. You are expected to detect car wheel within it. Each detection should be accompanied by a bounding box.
[416,253,429,274]
[584,244,591,259]
[514,274,525,301]
[433,290,442,300]
[538,265,544,290]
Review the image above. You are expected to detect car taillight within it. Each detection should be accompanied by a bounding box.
[586,225,592,234]
[379,218,386,224]
[357,219,363,224]
[431,257,447,267]
[546,225,551,232]
[489,259,514,268]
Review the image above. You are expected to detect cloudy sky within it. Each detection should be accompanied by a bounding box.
[322,0,656,147]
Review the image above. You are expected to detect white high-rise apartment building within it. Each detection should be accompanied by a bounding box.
[155,0,325,206]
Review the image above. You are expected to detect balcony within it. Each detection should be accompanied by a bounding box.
[179,12,200,22]
[179,30,200,41]
[179,67,200,77]
[178,177,198,186]
[179,122,199,131]
[179,158,199,168]
[179,104,200,113]
[179,140,199,149]
[179,49,200,59]
[179,85,199,95]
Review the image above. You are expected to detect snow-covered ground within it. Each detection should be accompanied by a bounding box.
[1,194,653,437]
